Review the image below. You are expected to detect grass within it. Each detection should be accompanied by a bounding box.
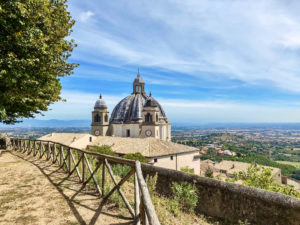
[15,215,38,224]
[276,161,300,169]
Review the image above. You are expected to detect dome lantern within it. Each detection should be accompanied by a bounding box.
[133,69,145,95]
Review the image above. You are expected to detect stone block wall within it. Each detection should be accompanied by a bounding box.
[141,163,300,225]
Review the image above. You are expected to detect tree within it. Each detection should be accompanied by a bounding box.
[0,0,77,124]
[123,152,147,163]
[239,165,300,198]
[90,145,117,157]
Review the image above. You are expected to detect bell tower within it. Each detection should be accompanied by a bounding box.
[141,96,160,139]
[91,94,110,136]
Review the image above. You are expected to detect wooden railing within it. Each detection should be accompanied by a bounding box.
[8,138,160,225]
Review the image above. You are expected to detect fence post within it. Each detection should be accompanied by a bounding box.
[135,172,141,225]
[60,145,63,167]
[33,140,36,156]
[82,152,86,183]
[11,139,13,150]
[102,159,105,196]
[68,148,72,174]
[47,142,50,161]
[53,144,56,163]
[28,140,31,155]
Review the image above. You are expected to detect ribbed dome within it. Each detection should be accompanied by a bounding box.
[144,97,158,107]
[94,95,107,109]
[110,94,168,124]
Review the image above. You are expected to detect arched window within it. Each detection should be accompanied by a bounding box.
[94,114,101,122]
[136,85,139,92]
[145,113,152,123]
[105,114,108,122]
[156,114,158,122]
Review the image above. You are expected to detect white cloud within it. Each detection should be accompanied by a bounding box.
[34,90,300,123]
[69,0,300,92]
[79,11,94,23]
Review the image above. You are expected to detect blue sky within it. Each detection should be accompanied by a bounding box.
[37,0,300,123]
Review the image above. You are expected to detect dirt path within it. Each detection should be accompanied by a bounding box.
[0,151,132,225]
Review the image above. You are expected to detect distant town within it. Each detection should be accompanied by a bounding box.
[1,125,300,181]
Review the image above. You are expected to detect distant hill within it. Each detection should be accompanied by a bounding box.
[173,122,300,129]
[0,119,90,128]
[2,120,300,129]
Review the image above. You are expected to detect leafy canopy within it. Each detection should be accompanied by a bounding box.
[239,165,300,198]
[0,0,77,124]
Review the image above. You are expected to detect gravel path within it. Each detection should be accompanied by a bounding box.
[0,151,132,225]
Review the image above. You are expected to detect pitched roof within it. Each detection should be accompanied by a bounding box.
[38,133,199,157]
[37,133,92,149]
[89,136,199,157]
[215,160,281,175]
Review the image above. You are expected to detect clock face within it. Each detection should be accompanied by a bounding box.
[145,130,152,137]
[95,130,100,136]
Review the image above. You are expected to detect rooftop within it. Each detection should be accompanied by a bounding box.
[38,133,198,157]
[215,160,281,175]
[89,136,198,157]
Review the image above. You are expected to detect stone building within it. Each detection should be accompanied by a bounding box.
[91,71,171,141]
[38,133,201,174]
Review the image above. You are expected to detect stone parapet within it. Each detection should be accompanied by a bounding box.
[141,163,300,225]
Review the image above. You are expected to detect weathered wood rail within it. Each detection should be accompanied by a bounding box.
[6,138,160,225]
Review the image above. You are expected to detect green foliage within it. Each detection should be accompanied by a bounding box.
[104,180,125,208]
[216,174,222,180]
[238,219,250,225]
[111,164,132,181]
[165,199,180,217]
[225,178,235,183]
[171,181,199,213]
[0,0,78,124]
[202,143,298,177]
[180,166,195,174]
[145,173,158,198]
[233,172,239,181]
[123,152,146,163]
[90,145,117,157]
[204,167,214,178]
[239,165,300,198]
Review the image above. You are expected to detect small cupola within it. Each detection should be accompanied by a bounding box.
[133,69,145,95]
[94,94,107,109]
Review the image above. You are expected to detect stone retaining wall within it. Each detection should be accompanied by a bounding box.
[141,163,300,225]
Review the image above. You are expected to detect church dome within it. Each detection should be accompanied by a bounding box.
[110,94,168,124]
[94,94,107,109]
[110,73,168,124]
[144,97,158,107]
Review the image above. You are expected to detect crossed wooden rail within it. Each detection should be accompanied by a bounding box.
[8,138,160,225]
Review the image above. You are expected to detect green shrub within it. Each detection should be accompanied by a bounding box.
[89,145,117,157]
[111,164,132,181]
[166,199,180,217]
[234,172,239,181]
[181,166,195,174]
[239,165,300,198]
[171,181,199,213]
[204,167,214,178]
[145,173,158,198]
[216,174,222,180]
[123,152,147,163]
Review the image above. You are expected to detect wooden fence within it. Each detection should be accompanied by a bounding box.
[8,138,160,225]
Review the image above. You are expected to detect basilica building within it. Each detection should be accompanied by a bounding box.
[91,72,171,141]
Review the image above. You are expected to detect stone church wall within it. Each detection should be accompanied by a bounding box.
[111,124,140,138]
[150,151,200,175]
[141,163,300,225]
